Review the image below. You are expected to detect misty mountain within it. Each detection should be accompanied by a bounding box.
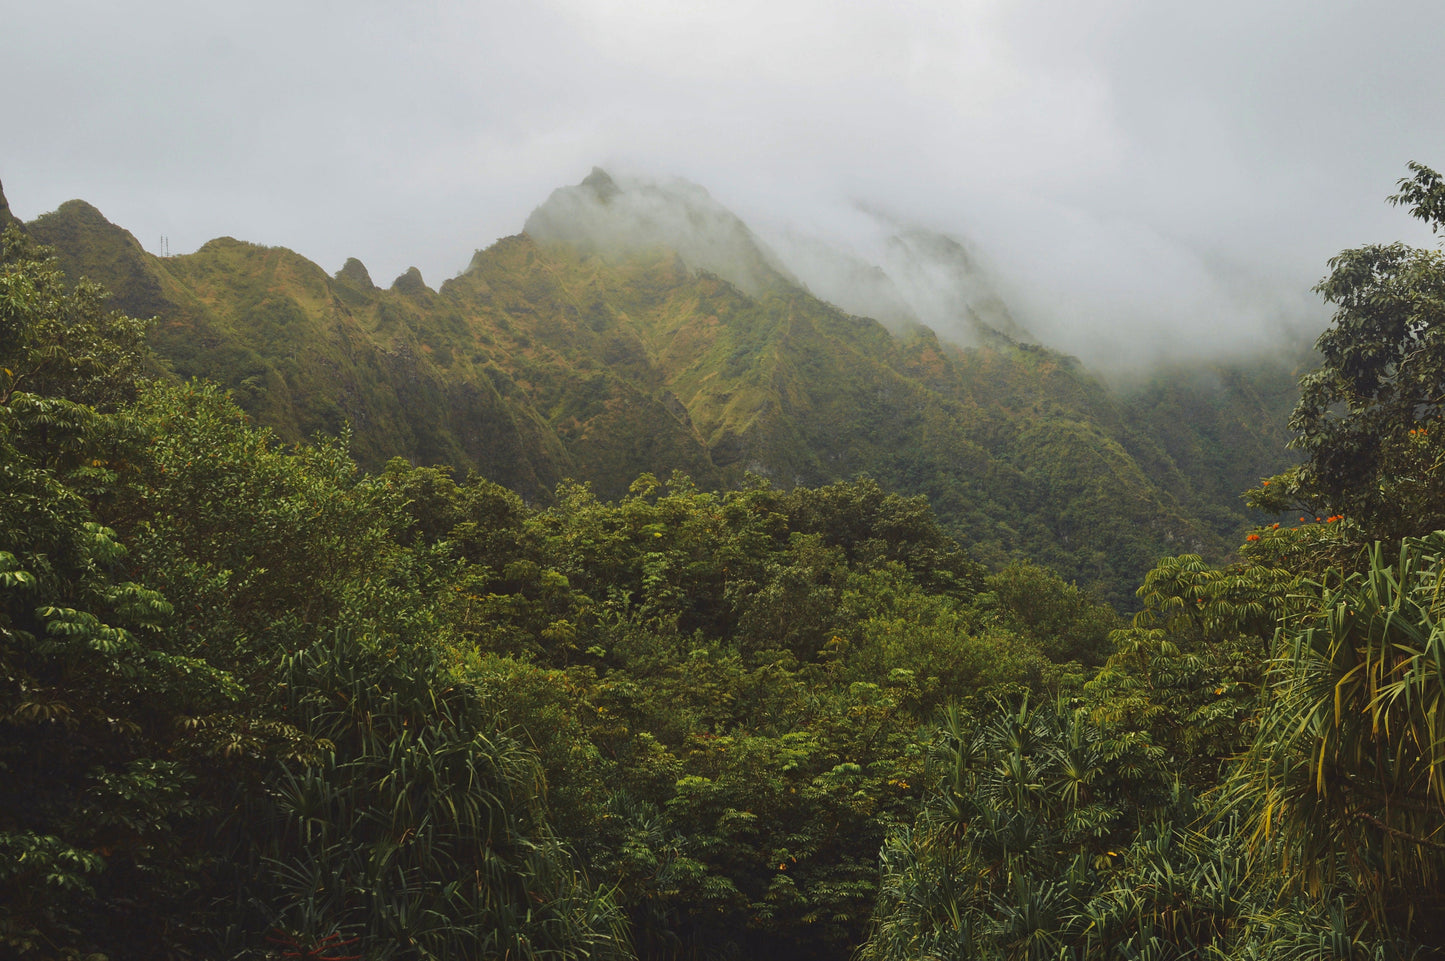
[525,167,798,297]
[19,169,1304,605]
[762,216,1033,346]
[528,171,1031,346]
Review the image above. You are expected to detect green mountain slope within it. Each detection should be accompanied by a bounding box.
[23,175,1302,605]
[29,202,573,495]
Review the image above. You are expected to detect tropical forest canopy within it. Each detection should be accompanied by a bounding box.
[2,163,1445,961]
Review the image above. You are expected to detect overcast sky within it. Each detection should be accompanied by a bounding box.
[5,0,1444,362]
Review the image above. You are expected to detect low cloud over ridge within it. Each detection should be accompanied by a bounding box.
[5,0,1444,368]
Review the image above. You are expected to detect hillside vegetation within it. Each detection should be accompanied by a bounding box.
[23,174,1300,605]
[4,165,1445,960]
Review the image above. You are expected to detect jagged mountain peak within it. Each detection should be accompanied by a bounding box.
[336,257,377,291]
[520,167,1028,349]
[25,197,170,318]
[28,198,143,247]
[391,265,431,297]
[523,168,797,297]
[580,166,621,202]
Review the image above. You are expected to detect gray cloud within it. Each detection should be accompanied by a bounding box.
[4,0,1443,365]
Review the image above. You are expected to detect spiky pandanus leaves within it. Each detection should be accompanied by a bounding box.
[226,628,630,961]
[1231,533,1445,943]
[861,699,1146,961]
[859,693,1394,961]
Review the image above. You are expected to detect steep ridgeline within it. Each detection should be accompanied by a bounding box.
[26,199,582,495]
[0,178,17,231]
[25,171,1300,606]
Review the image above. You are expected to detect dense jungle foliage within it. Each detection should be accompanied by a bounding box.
[3,163,1445,961]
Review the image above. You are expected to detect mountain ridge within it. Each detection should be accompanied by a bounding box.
[15,170,1304,604]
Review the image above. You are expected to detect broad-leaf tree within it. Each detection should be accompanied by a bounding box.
[1282,163,1445,540]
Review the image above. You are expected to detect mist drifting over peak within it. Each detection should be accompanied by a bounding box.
[738,186,1326,372]
[8,0,1443,374]
[522,167,1316,372]
[758,212,1034,346]
[522,168,1039,348]
[523,168,798,296]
